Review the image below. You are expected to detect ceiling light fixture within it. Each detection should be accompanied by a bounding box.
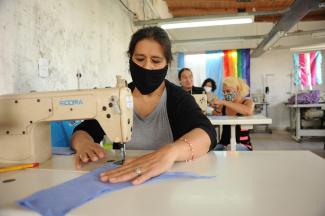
[160,15,254,30]
[311,31,325,38]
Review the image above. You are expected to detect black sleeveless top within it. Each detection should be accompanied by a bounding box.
[219,101,252,150]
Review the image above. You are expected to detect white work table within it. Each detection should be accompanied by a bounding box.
[208,115,272,150]
[0,150,325,216]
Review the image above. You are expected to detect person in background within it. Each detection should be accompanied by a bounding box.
[51,120,82,147]
[212,77,254,151]
[71,26,217,185]
[178,68,204,94]
[201,78,220,115]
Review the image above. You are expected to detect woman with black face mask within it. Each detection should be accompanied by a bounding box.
[71,26,217,185]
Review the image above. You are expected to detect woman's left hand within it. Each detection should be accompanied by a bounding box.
[99,144,178,185]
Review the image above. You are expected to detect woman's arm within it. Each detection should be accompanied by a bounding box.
[172,128,210,161]
[167,82,218,151]
[213,99,254,116]
[99,128,210,185]
[71,131,106,168]
[71,120,107,168]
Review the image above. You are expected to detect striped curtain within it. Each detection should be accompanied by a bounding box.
[206,51,224,99]
[293,51,322,89]
[178,49,251,99]
[223,49,250,86]
[177,52,185,71]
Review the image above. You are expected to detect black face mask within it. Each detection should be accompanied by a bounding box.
[129,59,168,95]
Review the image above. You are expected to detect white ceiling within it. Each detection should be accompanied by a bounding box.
[168,23,274,40]
[169,20,325,53]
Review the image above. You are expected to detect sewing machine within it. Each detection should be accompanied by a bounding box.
[192,94,208,114]
[0,86,133,164]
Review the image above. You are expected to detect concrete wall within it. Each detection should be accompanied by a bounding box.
[0,0,135,94]
[0,0,174,94]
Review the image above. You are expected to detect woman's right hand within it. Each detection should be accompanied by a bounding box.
[73,140,106,168]
[211,98,225,107]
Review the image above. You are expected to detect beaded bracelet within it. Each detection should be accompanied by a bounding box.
[180,137,194,162]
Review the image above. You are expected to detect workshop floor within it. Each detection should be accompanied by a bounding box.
[251,130,325,159]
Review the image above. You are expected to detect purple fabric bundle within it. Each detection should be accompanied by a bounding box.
[288,90,320,104]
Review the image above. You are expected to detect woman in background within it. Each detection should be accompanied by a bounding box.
[212,77,254,151]
[202,78,220,115]
[178,68,204,94]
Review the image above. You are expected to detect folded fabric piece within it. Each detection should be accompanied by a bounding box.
[18,163,214,216]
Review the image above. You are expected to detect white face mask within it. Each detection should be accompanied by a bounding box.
[204,86,212,93]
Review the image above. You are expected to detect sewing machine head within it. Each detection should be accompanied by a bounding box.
[192,94,208,114]
[0,87,133,164]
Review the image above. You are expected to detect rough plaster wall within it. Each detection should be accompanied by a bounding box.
[250,49,325,130]
[0,0,134,94]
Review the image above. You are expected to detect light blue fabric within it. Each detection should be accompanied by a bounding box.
[177,52,185,71]
[18,163,214,216]
[315,51,322,85]
[51,120,82,147]
[241,49,251,87]
[205,50,224,99]
[293,53,300,86]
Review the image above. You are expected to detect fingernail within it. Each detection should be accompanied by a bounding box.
[82,158,88,162]
[99,153,104,158]
[92,157,98,161]
[100,173,105,177]
[101,176,108,182]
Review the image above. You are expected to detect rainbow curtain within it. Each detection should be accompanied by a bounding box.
[205,49,250,99]
[178,49,251,99]
[293,51,322,89]
[223,49,250,86]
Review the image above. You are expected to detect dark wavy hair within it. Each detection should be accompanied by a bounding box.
[127,26,172,64]
[202,78,217,92]
[178,67,192,80]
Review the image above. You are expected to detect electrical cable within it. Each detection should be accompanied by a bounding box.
[142,0,146,21]
[118,0,137,17]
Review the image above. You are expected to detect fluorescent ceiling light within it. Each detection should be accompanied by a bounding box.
[160,16,254,30]
[263,31,285,51]
[311,31,325,38]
